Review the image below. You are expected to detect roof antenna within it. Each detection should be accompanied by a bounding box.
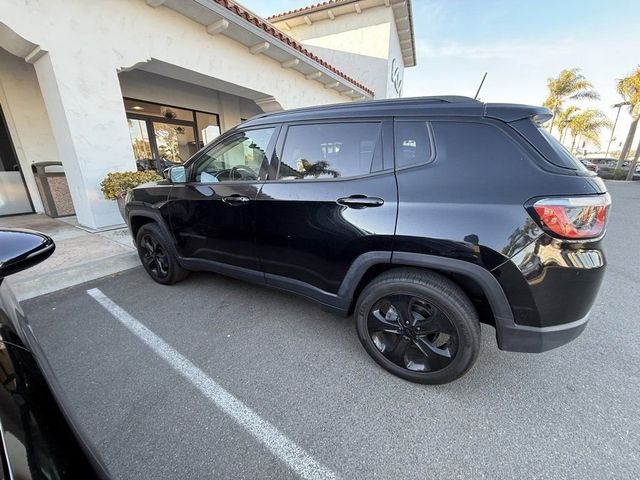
[474,72,487,100]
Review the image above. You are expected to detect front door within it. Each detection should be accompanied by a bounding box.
[0,105,33,216]
[167,126,278,273]
[255,120,397,297]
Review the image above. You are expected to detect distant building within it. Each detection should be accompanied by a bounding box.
[0,0,415,228]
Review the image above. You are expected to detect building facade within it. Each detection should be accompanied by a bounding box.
[0,0,415,229]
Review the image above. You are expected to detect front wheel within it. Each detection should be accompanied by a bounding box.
[355,268,480,384]
[136,223,188,285]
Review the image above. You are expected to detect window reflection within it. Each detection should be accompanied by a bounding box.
[277,123,381,180]
[193,128,274,182]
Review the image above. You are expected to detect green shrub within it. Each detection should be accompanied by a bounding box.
[100,170,162,200]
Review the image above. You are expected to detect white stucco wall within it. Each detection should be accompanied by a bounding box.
[275,6,403,99]
[386,18,405,98]
[0,0,351,228]
[0,48,60,213]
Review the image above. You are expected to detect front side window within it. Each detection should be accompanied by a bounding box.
[192,128,275,182]
[277,122,381,180]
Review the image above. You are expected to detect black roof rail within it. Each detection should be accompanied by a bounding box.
[251,95,481,120]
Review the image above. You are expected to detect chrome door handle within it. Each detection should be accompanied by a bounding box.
[222,195,251,205]
[336,195,384,208]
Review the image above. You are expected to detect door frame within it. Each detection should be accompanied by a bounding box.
[0,103,34,216]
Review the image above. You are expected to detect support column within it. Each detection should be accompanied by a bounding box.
[31,50,136,229]
[219,93,242,132]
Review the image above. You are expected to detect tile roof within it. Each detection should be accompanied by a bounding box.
[213,0,374,96]
[265,0,350,20]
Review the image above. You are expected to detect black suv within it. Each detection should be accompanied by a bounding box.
[126,96,610,384]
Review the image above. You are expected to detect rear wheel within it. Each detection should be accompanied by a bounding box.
[136,223,188,285]
[355,268,480,384]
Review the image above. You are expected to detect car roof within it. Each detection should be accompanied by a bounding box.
[240,96,551,128]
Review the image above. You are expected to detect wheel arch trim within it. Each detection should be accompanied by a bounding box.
[389,252,515,323]
[338,251,516,336]
[127,208,181,257]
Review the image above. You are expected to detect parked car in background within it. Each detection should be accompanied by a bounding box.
[586,157,617,167]
[579,158,599,173]
[0,229,109,479]
[126,96,610,385]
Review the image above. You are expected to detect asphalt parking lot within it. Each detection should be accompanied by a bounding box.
[23,181,639,479]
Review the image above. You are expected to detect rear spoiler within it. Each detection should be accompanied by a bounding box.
[484,103,553,124]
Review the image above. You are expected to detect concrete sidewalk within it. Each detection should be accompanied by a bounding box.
[2,214,140,300]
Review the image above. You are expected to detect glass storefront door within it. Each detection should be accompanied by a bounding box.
[124,98,220,173]
[0,104,33,216]
[151,121,197,170]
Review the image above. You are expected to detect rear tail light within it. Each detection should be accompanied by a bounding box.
[529,194,611,240]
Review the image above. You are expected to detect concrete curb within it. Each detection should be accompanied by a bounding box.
[9,251,141,301]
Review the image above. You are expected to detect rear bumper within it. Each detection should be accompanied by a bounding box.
[491,233,605,352]
[495,310,590,353]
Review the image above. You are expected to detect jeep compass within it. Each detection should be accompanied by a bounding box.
[125,96,609,384]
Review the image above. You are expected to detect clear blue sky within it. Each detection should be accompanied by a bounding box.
[241,0,640,149]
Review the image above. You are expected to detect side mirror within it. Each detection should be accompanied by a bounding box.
[0,229,55,279]
[165,166,186,183]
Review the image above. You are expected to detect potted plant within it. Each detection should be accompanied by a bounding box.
[100,170,162,220]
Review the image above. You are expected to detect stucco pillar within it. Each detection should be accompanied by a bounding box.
[219,93,242,132]
[32,51,136,229]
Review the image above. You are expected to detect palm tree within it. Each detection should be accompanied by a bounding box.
[567,109,611,153]
[615,66,640,170]
[556,105,580,145]
[543,68,600,133]
[627,136,640,181]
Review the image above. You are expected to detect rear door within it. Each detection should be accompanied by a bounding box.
[254,119,397,299]
[167,126,278,274]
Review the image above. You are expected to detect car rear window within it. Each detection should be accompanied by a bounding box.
[537,126,588,172]
[510,118,586,171]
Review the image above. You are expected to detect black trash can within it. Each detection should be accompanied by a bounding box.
[31,161,75,218]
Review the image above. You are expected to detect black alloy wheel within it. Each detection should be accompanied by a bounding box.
[355,268,480,384]
[135,223,188,285]
[139,233,170,280]
[367,294,457,372]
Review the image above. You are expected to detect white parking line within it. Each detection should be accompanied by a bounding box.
[86,288,337,480]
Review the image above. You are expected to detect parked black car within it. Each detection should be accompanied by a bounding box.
[126,96,610,384]
[0,229,108,479]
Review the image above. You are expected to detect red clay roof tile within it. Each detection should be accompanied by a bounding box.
[212,0,373,96]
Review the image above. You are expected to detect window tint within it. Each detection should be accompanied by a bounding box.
[395,121,433,167]
[430,121,529,167]
[537,124,587,171]
[193,128,274,182]
[277,123,381,180]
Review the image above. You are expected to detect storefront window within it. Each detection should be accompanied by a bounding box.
[153,122,196,166]
[127,118,153,170]
[123,98,221,172]
[195,111,220,147]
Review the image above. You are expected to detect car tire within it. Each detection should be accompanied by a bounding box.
[355,267,480,385]
[136,223,188,285]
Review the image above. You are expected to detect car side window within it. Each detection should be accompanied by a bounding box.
[395,121,434,168]
[430,121,524,164]
[192,127,275,183]
[276,122,382,180]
